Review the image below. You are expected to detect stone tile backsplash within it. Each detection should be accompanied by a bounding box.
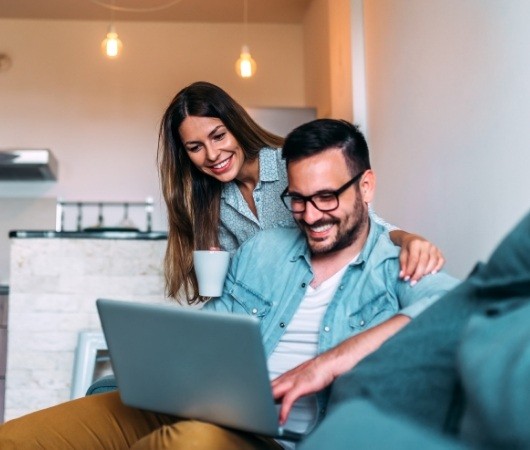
[5,237,169,420]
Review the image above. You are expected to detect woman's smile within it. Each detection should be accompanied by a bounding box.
[179,115,245,182]
[209,154,233,174]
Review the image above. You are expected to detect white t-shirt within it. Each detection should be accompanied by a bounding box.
[267,258,355,449]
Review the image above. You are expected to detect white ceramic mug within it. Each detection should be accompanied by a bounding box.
[193,250,230,297]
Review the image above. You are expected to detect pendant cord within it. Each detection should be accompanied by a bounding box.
[243,0,248,42]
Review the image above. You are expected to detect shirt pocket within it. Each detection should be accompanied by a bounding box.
[228,282,272,318]
[348,292,396,332]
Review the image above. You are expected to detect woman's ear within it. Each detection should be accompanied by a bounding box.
[360,170,376,204]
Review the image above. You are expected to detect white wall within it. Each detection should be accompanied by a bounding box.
[0,19,305,231]
[363,0,530,279]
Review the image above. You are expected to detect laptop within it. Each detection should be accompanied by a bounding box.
[96,298,303,441]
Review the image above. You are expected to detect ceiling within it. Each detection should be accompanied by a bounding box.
[0,0,312,24]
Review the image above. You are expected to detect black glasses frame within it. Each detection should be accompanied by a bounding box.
[280,171,365,213]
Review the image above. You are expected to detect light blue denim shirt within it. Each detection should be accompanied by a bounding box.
[218,147,397,254]
[204,219,458,421]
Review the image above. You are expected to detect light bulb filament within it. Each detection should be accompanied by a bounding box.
[105,32,120,57]
[240,58,252,78]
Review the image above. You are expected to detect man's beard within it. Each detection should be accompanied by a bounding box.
[298,196,368,255]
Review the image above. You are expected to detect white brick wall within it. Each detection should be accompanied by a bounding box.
[6,237,169,420]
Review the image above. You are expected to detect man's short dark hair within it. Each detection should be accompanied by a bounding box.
[282,119,371,175]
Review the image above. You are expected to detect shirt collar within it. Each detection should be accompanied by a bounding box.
[221,147,280,199]
[356,218,383,266]
[258,147,281,182]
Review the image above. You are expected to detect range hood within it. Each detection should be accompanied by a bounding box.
[0,149,58,181]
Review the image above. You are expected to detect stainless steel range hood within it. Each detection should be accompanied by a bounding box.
[0,149,58,181]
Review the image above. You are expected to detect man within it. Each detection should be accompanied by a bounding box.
[205,119,456,431]
[298,209,530,450]
[0,119,457,450]
[194,118,457,449]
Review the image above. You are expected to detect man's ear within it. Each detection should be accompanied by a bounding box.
[360,170,376,204]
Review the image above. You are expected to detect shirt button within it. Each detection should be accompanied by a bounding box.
[324,326,330,332]
[339,285,344,290]
[280,322,286,328]
[359,320,365,327]
[251,308,258,315]
[301,283,306,288]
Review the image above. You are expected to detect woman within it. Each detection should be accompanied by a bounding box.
[159,81,444,304]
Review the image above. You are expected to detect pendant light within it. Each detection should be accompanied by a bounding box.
[102,23,122,59]
[235,0,257,78]
[101,0,122,59]
[94,0,185,59]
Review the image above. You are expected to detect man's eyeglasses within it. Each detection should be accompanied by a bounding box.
[280,171,365,213]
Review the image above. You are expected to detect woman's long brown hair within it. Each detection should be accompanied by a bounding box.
[158,81,284,304]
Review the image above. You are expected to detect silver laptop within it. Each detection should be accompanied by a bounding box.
[96,298,303,441]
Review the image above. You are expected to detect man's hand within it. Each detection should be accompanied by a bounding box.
[271,355,336,425]
[389,230,445,284]
[271,314,411,424]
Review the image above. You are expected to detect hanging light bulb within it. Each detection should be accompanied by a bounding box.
[101,24,122,59]
[235,45,257,78]
[235,0,256,78]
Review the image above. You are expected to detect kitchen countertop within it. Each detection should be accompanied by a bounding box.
[9,230,168,240]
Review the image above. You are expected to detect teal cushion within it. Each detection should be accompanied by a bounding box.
[299,399,466,450]
[458,301,530,448]
[85,375,118,396]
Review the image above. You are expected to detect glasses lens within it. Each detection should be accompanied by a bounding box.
[312,193,339,212]
[284,196,305,212]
